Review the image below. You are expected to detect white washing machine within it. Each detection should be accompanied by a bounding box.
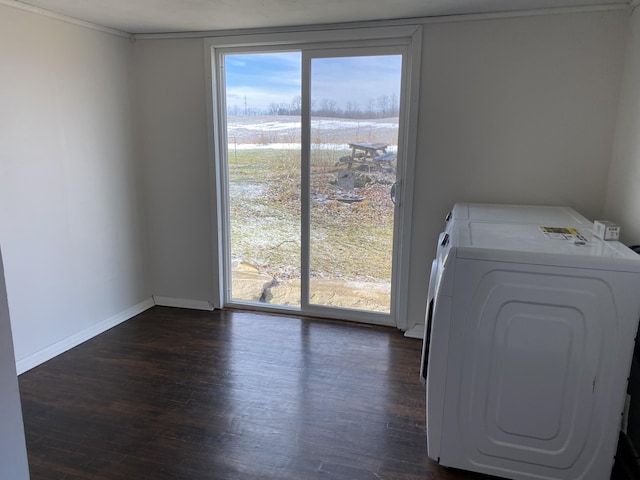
[421,203,640,480]
[409,204,594,339]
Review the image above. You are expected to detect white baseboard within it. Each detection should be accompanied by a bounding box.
[152,296,215,311]
[16,297,155,375]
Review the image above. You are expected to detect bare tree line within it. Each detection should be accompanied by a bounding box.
[227,94,400,118]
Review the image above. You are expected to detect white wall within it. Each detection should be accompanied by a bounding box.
[132,39,215,303]
[606,8,640,245]
[0,5,151,366]
[133,10,628,328]
[409,9,628,323]
[0,248,29,480]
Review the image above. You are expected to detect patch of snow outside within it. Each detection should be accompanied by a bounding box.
[229,143,397,151]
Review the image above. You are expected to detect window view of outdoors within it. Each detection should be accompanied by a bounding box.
[224,51,402,314]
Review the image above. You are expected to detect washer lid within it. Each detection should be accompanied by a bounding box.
[451,203,592,226]
[451,221,640,271]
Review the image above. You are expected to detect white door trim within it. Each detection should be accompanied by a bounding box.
[204,25,422,329]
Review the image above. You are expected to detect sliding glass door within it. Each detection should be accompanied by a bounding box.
[209,27,421,327]
[304,51,402,317]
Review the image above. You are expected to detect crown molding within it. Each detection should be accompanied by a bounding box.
[133,4,628,40]
[0,0,629,41]
[0,0,132,38]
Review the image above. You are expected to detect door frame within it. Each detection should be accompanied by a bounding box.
[204,25,422,330]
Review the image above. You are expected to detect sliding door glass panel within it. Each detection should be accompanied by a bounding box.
[308,54,402,314]
[224,52,302,307]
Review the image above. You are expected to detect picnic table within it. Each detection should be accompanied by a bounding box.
[339,142,397,170]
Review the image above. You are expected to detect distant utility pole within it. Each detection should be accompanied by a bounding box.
[244,96,248,115]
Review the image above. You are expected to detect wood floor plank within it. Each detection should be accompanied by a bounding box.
[19,307,492,479]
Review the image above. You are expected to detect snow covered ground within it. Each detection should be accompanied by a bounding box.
[225,115,399,148]
[229,143,397,152]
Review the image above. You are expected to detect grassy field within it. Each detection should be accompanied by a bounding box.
[228,148,395,283]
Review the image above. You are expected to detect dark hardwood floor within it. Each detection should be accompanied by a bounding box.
[18,306,490,480]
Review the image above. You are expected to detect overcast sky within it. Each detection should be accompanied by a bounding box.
[224,51,402,114]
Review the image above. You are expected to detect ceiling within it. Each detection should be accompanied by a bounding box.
[15,0,631,34]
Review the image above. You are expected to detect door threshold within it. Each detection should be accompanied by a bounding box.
[404,323,424,339]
